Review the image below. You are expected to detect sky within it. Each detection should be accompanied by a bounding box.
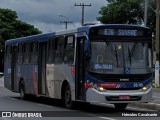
[0,0,107,33]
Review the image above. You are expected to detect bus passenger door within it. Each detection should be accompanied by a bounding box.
[11,46,17,91]
[38,42,47,95]
[75,37,85,100]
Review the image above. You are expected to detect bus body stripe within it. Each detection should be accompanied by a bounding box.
[32,66,38,96]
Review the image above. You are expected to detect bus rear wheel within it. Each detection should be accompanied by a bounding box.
[64,85,74,109]
[20,81,27,99]
[114,103,128,111]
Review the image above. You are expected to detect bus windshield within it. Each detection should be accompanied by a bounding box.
[87,40,151,74]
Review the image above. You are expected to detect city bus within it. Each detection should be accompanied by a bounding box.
[4,24,153,110]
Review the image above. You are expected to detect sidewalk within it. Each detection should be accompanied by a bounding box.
[130,88,160,111]
[153,88,160,92]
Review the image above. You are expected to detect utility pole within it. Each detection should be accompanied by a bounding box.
[144,0,148,27]
[75,3,91,26]
[60,21,72,29]
[156,0,160,60]
[155,0,160,87]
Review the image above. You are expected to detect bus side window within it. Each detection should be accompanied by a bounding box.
[6,45,12,63]
[47,38,54,64]
[17,43,23,63]
[23,43,30,64]
[6,46,10,54]
[64,36,74,64]
[54,37,64,63]
[30,42,38,64]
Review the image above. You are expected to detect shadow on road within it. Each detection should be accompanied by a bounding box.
[10,95,154,114]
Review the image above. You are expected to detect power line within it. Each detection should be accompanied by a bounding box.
[58,14,77,28]
[75,3,91,26]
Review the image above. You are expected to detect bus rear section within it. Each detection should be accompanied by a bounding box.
[4,33,53,97]
[81,25,153,110]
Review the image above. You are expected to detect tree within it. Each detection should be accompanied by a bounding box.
[0,8,42,50]
[147,0,156,36]
[97,0,156,34]
[0,8,42,72]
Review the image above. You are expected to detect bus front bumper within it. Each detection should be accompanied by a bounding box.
[86,87,152,104]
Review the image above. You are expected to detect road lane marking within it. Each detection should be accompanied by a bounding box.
[88,114,117,120]
[98,116,117,120]
[7,97,18,101]
[36,103,54,108]
[146,102,160,105]
[127,106,156,111]
[93,102,157,112]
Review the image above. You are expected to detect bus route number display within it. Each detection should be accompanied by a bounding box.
[94,64,113,70]
[100,29,143,36]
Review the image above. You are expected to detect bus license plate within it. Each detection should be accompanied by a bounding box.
[119,95,130,100]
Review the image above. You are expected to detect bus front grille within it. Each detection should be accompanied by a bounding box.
[105,88,141,90]
[88,72,152,82]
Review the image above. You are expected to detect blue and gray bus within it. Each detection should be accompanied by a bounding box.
[4,24,153,110]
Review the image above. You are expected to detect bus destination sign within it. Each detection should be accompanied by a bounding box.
[98,29,144,37]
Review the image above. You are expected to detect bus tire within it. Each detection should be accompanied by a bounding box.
[114,103,128,111]
[64,85,74,109]
[20,81,27,99]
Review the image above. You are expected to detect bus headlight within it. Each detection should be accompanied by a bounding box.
[141,83,151,92]
[98,87,106,92]
[142,86,147,91]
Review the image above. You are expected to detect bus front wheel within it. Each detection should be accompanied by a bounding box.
[64,85,74,109]
[114,103,128,111]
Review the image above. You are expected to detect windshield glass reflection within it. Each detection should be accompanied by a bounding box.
[87,40,151,74]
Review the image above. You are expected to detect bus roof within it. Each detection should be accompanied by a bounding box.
[78,23,150,31]
[82,24,150,28]
[5,24,150,45]
[5,32,55,45]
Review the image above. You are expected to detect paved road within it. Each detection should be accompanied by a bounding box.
[0,77,4,87]
[0,77,159,120]
[153,92,160,100]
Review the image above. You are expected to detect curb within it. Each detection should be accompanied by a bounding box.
[153,89,160,92]
[130,102,160,111]
[130,89,160,111]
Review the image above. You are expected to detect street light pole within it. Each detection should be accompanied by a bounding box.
[58,14,77,28]
[155,0,160,87]
[156,0,160,60]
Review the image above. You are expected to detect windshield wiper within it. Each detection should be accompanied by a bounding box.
[105,41,118,67]
[130,42,138,57]
[128,46,131,66]
[127,42,138,66]
[114,46,118,67]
